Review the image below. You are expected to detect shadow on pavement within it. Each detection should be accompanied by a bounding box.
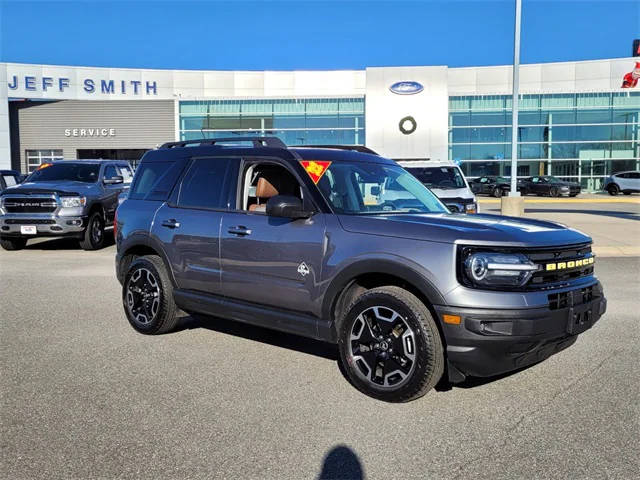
[23,231,115,250]
[175,313,338,361]
[318,445,364,480]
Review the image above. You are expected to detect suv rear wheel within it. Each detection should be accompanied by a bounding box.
[0,236,27,251]
[338,286,444,402]
[608,184,619,196]
[123,255,179,334]
[79,211,105,250]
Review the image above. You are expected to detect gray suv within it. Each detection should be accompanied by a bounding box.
[0,160,132,250]
[115,138,607,402]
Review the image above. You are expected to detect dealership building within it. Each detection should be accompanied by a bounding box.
[0,57,638,190]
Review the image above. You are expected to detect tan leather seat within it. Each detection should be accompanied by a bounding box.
[249,177,279,212]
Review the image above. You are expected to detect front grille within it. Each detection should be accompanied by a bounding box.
[4,219,56,225]
[458,242,595,291]
[527,243,594,289]
[3,197,57,213]
[548,285,594,310]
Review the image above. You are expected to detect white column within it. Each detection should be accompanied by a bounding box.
[0,64,12,170]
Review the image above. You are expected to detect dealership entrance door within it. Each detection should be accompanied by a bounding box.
[77,149,148,168]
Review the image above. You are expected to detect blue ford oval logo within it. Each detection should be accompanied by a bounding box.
[389,81,424,95]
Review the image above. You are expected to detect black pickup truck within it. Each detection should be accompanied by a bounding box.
[0,160,132,250]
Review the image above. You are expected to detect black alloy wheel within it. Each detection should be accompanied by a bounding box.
[348,305,417,389]
[122,255,179,334]
[339,286,444,402]
[126,267,161,326]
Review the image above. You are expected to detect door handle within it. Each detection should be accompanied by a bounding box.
[161,219,180,229]
[228,225,252,236]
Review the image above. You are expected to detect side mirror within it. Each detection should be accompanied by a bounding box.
[265,195,313,219]
[370,186,381,196]
[104,175,124,185]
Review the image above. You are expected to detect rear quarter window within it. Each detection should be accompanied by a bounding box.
[128,161,185,201]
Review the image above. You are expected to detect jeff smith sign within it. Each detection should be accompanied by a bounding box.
[8,75,158,96]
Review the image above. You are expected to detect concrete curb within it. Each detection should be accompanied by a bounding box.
[478,198,640,204]
[592,246,640,257]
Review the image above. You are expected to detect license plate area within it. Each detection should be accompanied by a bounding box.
[20,225,37,235]
[567,303,594,335]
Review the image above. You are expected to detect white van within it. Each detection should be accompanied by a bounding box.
[396,160,478,214]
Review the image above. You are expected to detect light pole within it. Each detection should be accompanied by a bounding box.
[502,0,524,216]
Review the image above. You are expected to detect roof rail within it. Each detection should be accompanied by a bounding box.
[160,136,287,149]
[297,145,379,155]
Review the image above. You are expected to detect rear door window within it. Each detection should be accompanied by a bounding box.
[129,161,186,201]
[177,158,234,210]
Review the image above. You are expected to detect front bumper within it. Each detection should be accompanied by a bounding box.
[0,213,86,237]
[435,282,606,381]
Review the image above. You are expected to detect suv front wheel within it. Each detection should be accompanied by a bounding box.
[338,286,444,402]
[123,255,179,334]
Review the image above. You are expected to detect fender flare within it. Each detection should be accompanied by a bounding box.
[117,233,177,287]
[321,258,446,322]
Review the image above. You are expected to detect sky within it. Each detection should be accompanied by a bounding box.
[0,0,638,71]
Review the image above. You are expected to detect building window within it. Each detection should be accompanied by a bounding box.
[26,149,63,172]
[179,98,365,146]
[448,92,640,190]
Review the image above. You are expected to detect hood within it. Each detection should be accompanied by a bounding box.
[337,213,591,247]
[429,186,474,199]
[2,180,100,196]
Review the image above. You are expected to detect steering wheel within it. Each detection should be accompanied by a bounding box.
[379,201,397,211]
[439,180,455,187]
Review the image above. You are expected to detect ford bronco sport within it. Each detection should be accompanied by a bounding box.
[0,160,132,251]
[115,137,606,402]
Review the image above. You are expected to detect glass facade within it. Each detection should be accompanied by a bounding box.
[179,98,365,146]
[449,92,640,189]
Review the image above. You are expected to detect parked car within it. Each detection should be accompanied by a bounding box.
[469,176,513,197]
[519,176,581,197]
[115,137,606,402]
[0,170,24,192]
[396,160,478,213]
[603,171,640,195]
[0,160,133,251]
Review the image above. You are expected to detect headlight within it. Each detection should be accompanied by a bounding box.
[60,196,86,208]
[465,203,477,214]
[464,252,539,288]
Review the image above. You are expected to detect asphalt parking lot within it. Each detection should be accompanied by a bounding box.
[1,199,639,479]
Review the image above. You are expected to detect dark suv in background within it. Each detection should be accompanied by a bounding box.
[0,160,132,250]
[115,138,606,402]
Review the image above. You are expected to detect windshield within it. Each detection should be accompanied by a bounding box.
[315,161,448,215]
[406,166,466,189]
[26,163,100,183]
[547,176,565,183]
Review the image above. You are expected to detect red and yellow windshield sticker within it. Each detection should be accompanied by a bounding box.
[37,163,53,170]
[300,160,331,184]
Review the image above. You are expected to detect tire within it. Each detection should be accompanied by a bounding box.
[0,236,27,251]
[608,184,619,196]
[79,211,105,250]
[122,255,179,335]
[492,187,502,198]
[338,286,444,402]
[549,187,559,197]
